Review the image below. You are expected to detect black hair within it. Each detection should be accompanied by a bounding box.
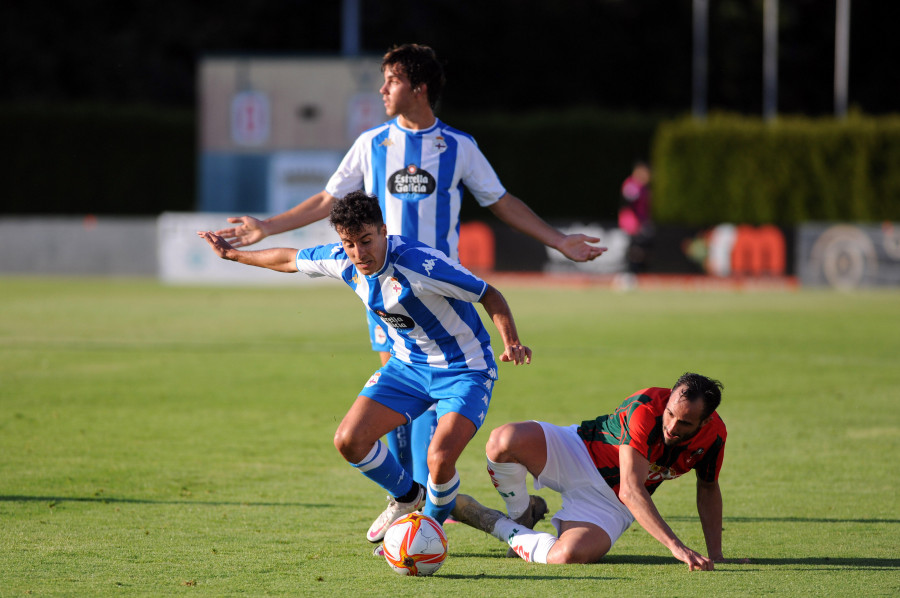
[382,43,446,110]
[672,372,724,419]
[328,190,384,235]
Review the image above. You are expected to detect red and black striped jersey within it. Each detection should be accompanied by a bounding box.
[577,387,727,496]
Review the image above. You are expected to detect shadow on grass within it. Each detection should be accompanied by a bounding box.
[6,495,898,572]
[669,515,900,524]
[448,552,900,570]
[604,555,900,569]
[439,573,620,580]
[0,494,331,508]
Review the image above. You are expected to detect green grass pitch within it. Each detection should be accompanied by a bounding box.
[1,277,898,596]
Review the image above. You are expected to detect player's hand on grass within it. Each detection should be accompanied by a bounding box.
[215,216,267,247]
[500,343,532,365]
[556,234,608,262]
[197,231,237,260]
[673,545,714,571]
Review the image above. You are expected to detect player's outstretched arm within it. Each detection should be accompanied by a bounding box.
[479,285,532,365]
[618,445,714,571]
[487,193,607,262]
[214,190,337,247]
[197,231,299,273]
[697,478,751,565]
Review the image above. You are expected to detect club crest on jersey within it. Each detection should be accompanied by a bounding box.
[389,277,402,294]
[374,309,415,329]
[388,164,436,196]
[432,135,448,153]
[647,463,683,483]
[365,372,381,387]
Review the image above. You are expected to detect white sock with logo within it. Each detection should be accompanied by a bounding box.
[486,458,530,519]
[490,517,557,564]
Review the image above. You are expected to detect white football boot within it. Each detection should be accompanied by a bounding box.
[366,484,426,543]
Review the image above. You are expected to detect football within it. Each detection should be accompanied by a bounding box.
[382,512,448,576]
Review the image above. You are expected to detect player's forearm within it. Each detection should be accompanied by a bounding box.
[226,247,299,273]
[697,480,725,560]
[619,482,686,553]
[480,285,521,346]
[263,191,335,236]
[487,194,566,250]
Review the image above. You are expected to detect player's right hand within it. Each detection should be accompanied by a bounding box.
[196,231,236,260]
[215,216,267,248]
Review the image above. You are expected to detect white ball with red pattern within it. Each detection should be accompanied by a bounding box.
[382,512,448,576]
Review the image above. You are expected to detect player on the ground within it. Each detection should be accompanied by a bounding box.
[451,372,749,569]
[215,43,606,539]
[198,190,532,537]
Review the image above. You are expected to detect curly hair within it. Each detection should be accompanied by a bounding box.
[672,372,724,419]
[329,190,384,235]
[382,43,446,110]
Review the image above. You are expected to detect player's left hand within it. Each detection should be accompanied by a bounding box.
[500,343,532,365]
[557,234,607,262]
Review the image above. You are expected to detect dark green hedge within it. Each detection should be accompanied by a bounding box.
[7,104,900,225]
[446,108,661,222]
[651,113,900,225]
[1,103,196,215]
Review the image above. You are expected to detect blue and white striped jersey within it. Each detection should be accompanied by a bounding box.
[325,118,506,261]
[295,235,498,375]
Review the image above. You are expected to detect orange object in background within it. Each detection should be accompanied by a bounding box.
[731,225,786,276]
[458,221,495,273]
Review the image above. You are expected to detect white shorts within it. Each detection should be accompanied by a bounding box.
[534,422,635,546]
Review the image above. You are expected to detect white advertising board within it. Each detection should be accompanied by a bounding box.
[543,223,629,274]
[158,212,340,285]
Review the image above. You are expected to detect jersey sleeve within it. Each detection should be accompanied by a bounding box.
[621,403,657,461]
[395,247,487,302]
[324,137,366,199]
[457,136,506,207]
[295,243,352,279]
[694,432,726,483]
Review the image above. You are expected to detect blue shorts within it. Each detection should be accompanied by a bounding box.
[367,310,391,352]
[359,358,495,430]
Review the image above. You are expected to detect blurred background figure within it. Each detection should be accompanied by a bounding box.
[618,161,653,274]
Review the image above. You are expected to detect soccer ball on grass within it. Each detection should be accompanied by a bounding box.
[382,512,448,576]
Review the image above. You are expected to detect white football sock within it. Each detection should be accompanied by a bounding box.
[486,458,530,519]
[491,517,557,564]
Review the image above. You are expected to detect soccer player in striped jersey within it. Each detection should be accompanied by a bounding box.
[215,43,604,539]
[198,190,532,540]
[451,373,748,570]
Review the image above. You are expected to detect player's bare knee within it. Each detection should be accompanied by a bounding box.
[485,423,517,461]
[486,422,534,461]
[333,428,361,462]
[426,451,456,482]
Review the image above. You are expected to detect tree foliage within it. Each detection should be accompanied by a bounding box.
[2,0,898,115]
